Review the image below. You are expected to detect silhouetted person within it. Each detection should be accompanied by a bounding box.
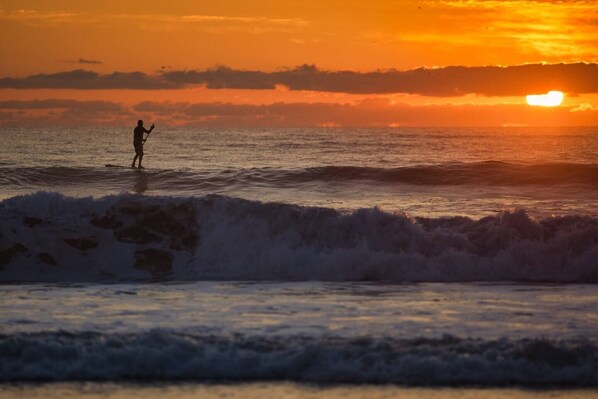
[132,120,154,169]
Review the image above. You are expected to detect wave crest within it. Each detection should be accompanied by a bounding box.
[1,192,597,282]
[2,162,597,189]
[1,331,597,385]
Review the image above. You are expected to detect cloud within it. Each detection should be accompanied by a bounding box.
[1,98,595,127]
[0,70,177,90]
[0,8,307,34]
[0,99,124,112]
[370,0,598,63]
[0,9,78,23]
[570,103,595,112]
[477,1,595,54]
[1,63,596,96]
[168,63,598,96]
[130,99,598,127]
[0,8,98,26]
[180,15,308,27]
[0,99,128,126]
[60,58,103,65]
[77,58,102,65]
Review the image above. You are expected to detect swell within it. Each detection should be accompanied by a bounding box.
[1,162,598,189]
[1,192,597,283]
[1,331,597,385]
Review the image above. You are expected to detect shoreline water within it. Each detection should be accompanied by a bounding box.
[1,382,597,399]
[1,282,597,386]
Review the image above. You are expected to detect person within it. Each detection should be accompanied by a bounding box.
[132,120,154,169]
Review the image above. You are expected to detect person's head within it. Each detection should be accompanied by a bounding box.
[137,120,143,126]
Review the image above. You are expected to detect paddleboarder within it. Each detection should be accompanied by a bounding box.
[132,120,154,169]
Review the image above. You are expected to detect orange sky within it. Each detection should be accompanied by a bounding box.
[0,0,597,127]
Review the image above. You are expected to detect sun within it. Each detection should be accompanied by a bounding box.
[526,91,564,107]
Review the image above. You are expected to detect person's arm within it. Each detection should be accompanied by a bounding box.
[144,124,155,133]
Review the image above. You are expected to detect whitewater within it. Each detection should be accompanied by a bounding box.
[1,126,598,394]
[1,193,597,283]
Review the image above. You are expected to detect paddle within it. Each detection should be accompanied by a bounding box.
[142,124,155,144]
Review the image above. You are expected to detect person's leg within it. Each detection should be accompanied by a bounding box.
[138,154,144,168]
[133,143,143,168]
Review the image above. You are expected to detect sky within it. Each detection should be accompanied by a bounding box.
[0,0,597,127]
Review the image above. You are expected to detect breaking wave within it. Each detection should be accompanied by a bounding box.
[1,192,597,283]
[1,331,597,386]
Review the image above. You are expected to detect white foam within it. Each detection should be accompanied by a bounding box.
[1,331,596,385]
[1,192,597,283]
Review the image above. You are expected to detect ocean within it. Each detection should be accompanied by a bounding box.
[1,126,597,397]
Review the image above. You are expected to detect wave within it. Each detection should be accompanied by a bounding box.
[1,192,597,283]
[1,331,597,385]
[1,162,598,190]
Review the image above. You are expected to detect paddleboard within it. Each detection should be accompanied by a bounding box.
[105,164,136,169]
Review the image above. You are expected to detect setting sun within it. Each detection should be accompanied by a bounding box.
[526,91,564,107]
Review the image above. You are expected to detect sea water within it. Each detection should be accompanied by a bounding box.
[1,127,597,396]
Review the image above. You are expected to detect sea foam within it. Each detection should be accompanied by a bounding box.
[1,331,597,385]
[1,192,597,283]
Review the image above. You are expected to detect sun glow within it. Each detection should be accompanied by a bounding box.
[526,91,564,107]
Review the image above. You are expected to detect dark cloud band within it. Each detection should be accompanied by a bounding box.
[1,98,595,127]
[77,58,103,65]
[1,63,596,96]
[0,70,178,90]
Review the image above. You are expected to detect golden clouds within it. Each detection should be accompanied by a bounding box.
[0,8,89,26]
[0,0,595,127]
[1,0,596,75]
[472,0,596,60]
